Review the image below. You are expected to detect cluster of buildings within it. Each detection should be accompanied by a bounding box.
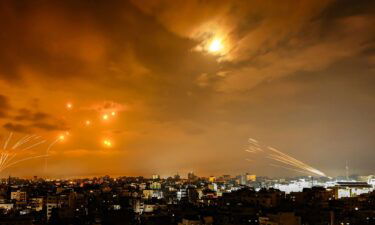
[0,173,373,224]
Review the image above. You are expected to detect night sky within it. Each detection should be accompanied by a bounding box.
[0,0,374,178]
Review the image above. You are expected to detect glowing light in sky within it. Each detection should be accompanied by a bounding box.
[103,139,112,148]
[208,38,223,53]
[111,111,116,116]
[59,135,65,141]
[102,114,109,120]
[85,120,91,126]
[66,102,73,109]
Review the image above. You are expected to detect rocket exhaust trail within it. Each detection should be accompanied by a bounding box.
[269,163,314,175]
[1,154,49,172]
[246,138,328,177]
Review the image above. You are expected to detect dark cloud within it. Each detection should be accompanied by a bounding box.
[0,94,11,118]
[32,122,67,131]
[2,105,67,133]
[3,120,67,133]
[320,0,375,19]
[13,108,50,121]
[3,122,31,133]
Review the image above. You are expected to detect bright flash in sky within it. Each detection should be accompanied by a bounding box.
[111,111,116,116]
[102,114,109,120]
[103,139,112,148]
[66,102,73,109]
[59,135,65,141]
[208,38,223,53]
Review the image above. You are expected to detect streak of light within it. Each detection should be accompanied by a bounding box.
[245,138,327,177]
[1,154,49,172]
[20,140,47,152]
[44,136,64,172]
[2,139,47,170]
[269,164,313,175]
[267,147,326,177]
[3,132,13,150]
[267,152,326,177]
[0,134,49,172]
[245,149,257,153]
[11,135,31,149]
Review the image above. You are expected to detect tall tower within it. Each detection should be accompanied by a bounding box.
[345,161,349,181]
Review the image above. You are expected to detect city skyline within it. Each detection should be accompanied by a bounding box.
[0,0,375,178]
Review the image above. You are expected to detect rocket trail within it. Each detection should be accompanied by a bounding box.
[245,138,328,177]
[267,147,326,177]
[0,133,52,173]
[20,140,46,152]
[269,164,313,175]
[1,154,49,172]
[44,137,62,172]
[3,132,13,150]
[0,140,47,171]
[267,154,324,177]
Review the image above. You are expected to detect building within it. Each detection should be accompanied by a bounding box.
[333,182,373,198]
[177,189,187,201]
[150,181,161,190]
[0,203,13,211]
[46,196,60,221]
[152,174,160,180]
[246,174,257,182]
[10,190,27,202]
[188,172,197,181]
[208,176,216,183]
[30,197,43,211]
[46,202,59,221]
[133,199,144,214]
[208,183,218,191]
[274,179,312,194]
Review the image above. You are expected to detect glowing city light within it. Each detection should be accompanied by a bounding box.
[85,120,91,126]
[102,114,109,120]
[111,111,116,116]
